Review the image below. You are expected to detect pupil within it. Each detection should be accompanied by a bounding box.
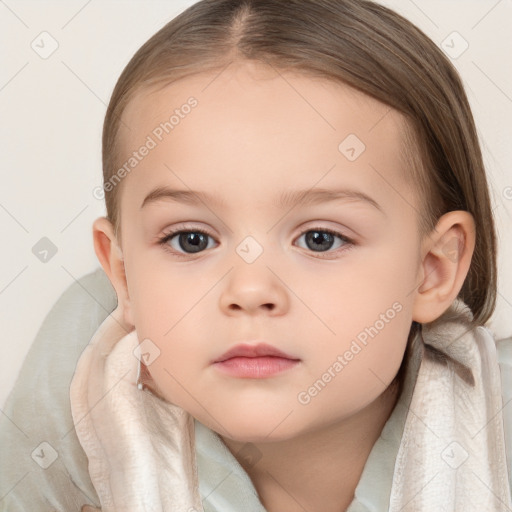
[306,231,333,252]
[180,232,207,253]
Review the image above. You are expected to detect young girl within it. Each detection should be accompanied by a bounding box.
[1,0,511,511]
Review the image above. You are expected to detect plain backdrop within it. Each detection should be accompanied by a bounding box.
[1,0,511,408]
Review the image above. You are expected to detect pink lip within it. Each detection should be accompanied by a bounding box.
[212,343,301,378]
[213,342,298,363]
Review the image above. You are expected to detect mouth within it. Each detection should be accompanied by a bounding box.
[212,342,301,379]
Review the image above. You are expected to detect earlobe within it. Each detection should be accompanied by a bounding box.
[92,217,134,329]
[412,211,476,324]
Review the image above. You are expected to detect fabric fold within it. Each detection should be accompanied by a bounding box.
[69,299,512,511]
[389,299,512,511]
[69,307,203,512]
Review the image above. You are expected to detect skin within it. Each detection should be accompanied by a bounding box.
[93,60,475,512]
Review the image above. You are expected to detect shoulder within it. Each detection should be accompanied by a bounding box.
[6,266,117,412]
[0,267,116,511]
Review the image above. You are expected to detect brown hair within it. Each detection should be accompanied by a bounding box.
[102,0,497,335]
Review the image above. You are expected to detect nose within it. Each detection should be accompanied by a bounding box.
[219,264,289,316]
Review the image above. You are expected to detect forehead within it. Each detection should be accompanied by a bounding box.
[121,60,404,145]
[117,60,415,220]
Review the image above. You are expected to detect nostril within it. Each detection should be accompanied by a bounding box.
[227,303,274,311]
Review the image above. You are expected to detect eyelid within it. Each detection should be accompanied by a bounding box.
[158,222,218,240]
[157,223,353,242]
[296,223,353,239]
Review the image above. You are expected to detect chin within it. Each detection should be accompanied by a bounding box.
[199,410,306,444]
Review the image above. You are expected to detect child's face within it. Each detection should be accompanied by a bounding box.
[116,60,425,441]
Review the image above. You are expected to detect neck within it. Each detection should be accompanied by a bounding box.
[221,383,400,512]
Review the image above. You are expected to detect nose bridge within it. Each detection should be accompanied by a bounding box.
[219,231,288,315]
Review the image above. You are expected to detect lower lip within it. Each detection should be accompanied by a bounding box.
[213,356,300,378]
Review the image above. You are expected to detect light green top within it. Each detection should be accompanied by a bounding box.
[0,267,510,511]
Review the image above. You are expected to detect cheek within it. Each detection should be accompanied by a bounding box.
[297,312,411,420]
[299,243,417,401]
[146,345,200,406]
[123,257,212,403]
[125,251,197,333]
[310,242,418,341]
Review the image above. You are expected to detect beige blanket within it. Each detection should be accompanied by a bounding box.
[70,298,512,511]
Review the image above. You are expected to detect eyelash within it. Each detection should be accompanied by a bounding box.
[157,225,355,259]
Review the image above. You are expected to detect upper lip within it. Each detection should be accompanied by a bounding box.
[213,342,300,363]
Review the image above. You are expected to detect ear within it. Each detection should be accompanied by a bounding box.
[412,210,476,324]
[92,217,135,329]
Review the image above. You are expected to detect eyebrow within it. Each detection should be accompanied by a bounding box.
[140,185,384,214]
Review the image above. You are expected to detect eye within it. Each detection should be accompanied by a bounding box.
[158,226,217,255]
[295,227,353,256]
[157,225,354,258]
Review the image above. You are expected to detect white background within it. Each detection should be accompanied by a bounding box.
[1,0,511,408]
